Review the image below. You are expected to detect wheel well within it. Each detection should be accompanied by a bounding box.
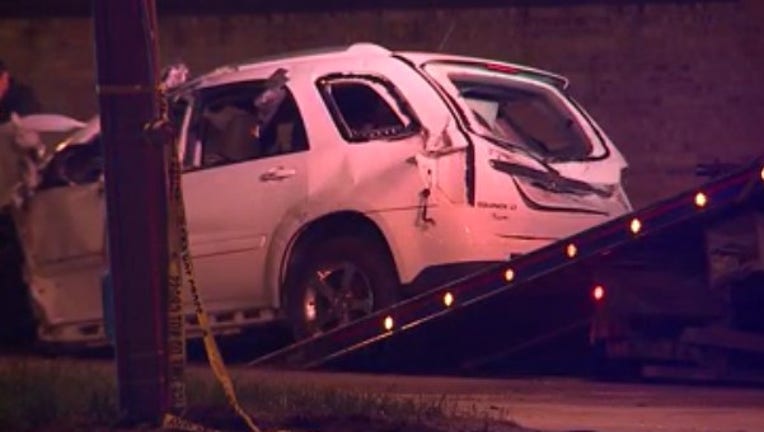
[280,211,399,304]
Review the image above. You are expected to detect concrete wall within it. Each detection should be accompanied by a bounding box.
[1,1,762,207]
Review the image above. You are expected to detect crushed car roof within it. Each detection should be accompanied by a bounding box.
[180,42,569,91]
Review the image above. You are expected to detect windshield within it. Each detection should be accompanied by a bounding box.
[453,78,593,161]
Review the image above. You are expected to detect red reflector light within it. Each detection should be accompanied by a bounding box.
[485,63,518,74]
[592,285,605,301]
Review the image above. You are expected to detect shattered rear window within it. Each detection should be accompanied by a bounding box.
[455,80,592,161]
[423,62,596,162]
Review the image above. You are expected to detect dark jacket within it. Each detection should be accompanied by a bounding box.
[0,78,41,123]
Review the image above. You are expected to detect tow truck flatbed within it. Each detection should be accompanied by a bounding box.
[249,159,764,372]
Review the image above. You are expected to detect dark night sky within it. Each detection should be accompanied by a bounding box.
[0,0,737,17]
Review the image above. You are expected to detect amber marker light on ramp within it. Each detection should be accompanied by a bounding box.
[694,192,708,208]
[566,243,578,258]
[504,268,515,282]
[443,292,454,307]
[383,315,394,331]
[629,218,642,235]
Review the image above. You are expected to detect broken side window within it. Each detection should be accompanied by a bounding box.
[317,75,420,143]
[186,80,308,170]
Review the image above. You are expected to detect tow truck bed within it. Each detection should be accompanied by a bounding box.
[250,159,764,373]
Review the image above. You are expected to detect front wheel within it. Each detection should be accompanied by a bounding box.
[285,236,399,340]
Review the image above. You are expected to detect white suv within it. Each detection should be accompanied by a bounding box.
[15,43,632,346]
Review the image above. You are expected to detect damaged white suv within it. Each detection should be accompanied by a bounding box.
[15,43,632,346]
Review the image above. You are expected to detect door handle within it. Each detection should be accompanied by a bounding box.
[260,166,296,182]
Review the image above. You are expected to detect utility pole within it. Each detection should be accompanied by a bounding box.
[92,0,170,425]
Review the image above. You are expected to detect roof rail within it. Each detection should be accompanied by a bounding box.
[178,43,394,90]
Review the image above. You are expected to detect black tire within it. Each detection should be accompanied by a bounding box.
[285,235,399,340]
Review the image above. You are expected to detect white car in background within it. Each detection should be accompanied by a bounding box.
[12,43,633,347]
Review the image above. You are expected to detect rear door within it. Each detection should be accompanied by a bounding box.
[313,67,427,211]
[313,56,471,211]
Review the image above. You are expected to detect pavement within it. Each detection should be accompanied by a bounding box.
[229,367,764,432]
[3,355,762,432]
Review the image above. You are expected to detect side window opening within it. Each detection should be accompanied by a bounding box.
[186,81,308,170]
[199,101,259,166]
[318,75,420,143]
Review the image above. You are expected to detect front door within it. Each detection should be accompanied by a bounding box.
[180,80,310,310]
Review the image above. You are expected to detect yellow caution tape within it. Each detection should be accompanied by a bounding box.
[153,86,262,432]
[162,413,222,432]
[167,165,187,415]
[152,84,188,418]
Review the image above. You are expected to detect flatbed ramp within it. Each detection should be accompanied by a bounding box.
[249,160,764,372]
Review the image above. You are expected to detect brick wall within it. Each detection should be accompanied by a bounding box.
[1,1,762,207]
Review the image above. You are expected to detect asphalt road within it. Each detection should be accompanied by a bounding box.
[3,352,763,431]
[230,367,764,432]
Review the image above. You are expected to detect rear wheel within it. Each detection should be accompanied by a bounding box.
[285,235,399,340]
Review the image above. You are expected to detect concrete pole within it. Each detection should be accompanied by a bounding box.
[91,0,170,424]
